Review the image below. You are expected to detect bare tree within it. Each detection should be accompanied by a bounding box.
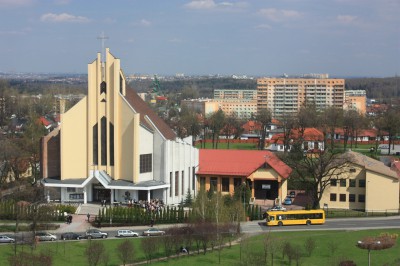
[255,108,272,150]
[8,251,53,266]
[323,107,343,151]
[278,113,297,153]
[327,240,339,256]
[381,106,400,154]
[116,239,135,266]
[208,110,226,149]
[141,236,159,263]
[304,237,316,256]
[85,241,106,266]
[282,150,354,209]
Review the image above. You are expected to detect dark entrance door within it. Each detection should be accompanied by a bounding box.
[254,180,278,200]
[138,190,153,201]
[92,183,111,202]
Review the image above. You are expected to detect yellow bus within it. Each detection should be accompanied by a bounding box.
[265,209,325,226]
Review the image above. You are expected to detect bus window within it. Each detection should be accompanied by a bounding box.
[270,216,275,221]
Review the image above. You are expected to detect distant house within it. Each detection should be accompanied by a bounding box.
[196,149,292,202]
[320,151,399,213]
[332,128,388,142]
[266,128,324,152]
[241,119,282,140]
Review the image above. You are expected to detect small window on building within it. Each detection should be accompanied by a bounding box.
[210,177,218,191]
[182,171,184,195]
[175,171,179,196]
[349,194,356,202]
[330,193,337,201]
[140,154,152,173]
[67,187,76,193]
[234,178,242,188]
[358,194,365,202]
[340,179,346,187]
[359,179,366,188]
[169,172,172,197]
[349,180,356,187]
[330,179,337,187]
[339,194,346,202]
[222,178,229,192]
[200,177,206,189]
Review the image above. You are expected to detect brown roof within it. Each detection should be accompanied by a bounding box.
[346,151,398,180]
[124,88,176,140]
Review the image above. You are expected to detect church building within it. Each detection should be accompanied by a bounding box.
[41,49,199,205]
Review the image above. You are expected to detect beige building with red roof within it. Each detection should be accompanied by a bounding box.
[197,149,292,202]
[40,49,198,205]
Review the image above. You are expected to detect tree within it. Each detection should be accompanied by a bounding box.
[278,113,297,153]
[282,149,353,209]
[208,110,225,149]
[255,108,272,150]
[304,237,316,256]
[141,236,159,264]
[85,241,106,266]
[183,188,193,207]
[319,107,343,151]
[221,113,240,149]
[117,239,135,266]
[381,106,400,154]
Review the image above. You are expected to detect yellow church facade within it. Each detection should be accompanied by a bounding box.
[41,49,199,205]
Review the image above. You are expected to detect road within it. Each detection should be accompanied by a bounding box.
[2,216,400,244]
[241,216,400,234]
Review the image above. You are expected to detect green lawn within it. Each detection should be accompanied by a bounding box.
[1,229,399,265]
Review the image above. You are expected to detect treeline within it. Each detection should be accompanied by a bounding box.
[2,79,87,95]
[346,76,400,102]
[129,77,257,98]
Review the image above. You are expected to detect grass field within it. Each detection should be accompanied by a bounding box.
[1,229,399,265]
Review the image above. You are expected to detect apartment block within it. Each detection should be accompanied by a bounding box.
[344,90,367,114]
[214,89,257,100]
[257,78,345,118]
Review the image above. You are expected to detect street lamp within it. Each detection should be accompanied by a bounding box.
[357,240,380,266]
[356,234,397,266]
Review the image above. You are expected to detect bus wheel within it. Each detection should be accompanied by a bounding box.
[306,220,311,226]
[278,221,283,226]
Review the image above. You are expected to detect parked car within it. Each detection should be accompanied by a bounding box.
[268,205,286,211]
[289,191,296,198]
[61,232,82,240]
[35,232,57,241]
[142,228,165,236]
[0,235,15,243]
[283,198,292,205]
[117,229,139,237]
[85,229,108,239]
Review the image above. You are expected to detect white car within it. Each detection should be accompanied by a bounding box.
[0,235,15,243]
[117,229,139,237]
[35,232,57,241]
[268,205,286,211]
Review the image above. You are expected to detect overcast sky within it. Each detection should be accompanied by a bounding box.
[0,0,399,77]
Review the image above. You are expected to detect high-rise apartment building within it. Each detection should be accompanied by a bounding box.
[257,78,345,118]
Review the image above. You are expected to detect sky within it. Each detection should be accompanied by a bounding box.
[0,0,399,77]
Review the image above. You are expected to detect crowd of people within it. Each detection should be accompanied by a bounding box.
[126,198,164,212]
